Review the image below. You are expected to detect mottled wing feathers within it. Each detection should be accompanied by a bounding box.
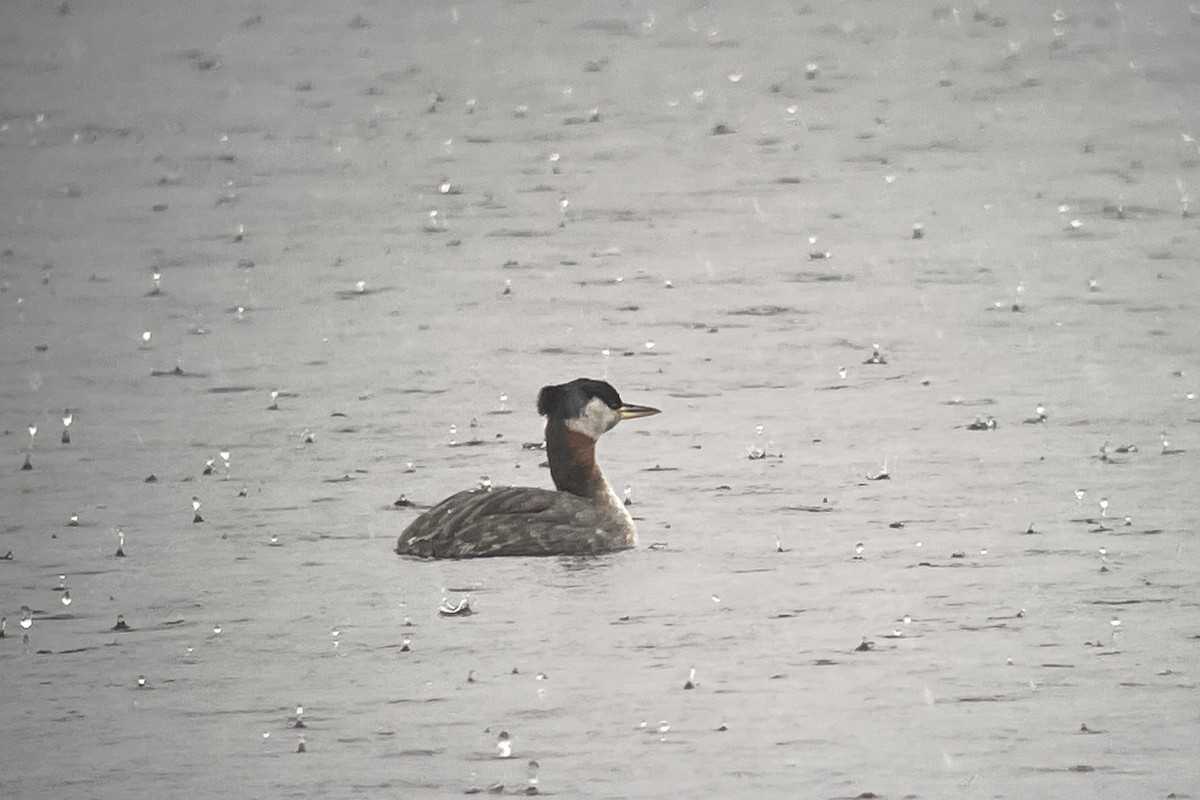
[395,487,632,558]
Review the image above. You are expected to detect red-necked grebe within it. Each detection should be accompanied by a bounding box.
[395,378,660,558]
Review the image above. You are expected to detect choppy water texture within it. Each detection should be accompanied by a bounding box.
[2,1,1199,797]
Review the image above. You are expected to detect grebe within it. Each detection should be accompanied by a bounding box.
[395,378,660,558]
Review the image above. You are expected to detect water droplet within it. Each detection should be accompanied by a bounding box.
[747,424,767,459]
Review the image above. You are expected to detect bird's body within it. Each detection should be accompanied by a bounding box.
[395,485,631,558]
[395,378,659,559]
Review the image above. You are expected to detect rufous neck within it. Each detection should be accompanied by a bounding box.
[545,420,605,498]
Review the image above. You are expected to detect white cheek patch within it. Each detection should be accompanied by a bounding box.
[565,397,620,439]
